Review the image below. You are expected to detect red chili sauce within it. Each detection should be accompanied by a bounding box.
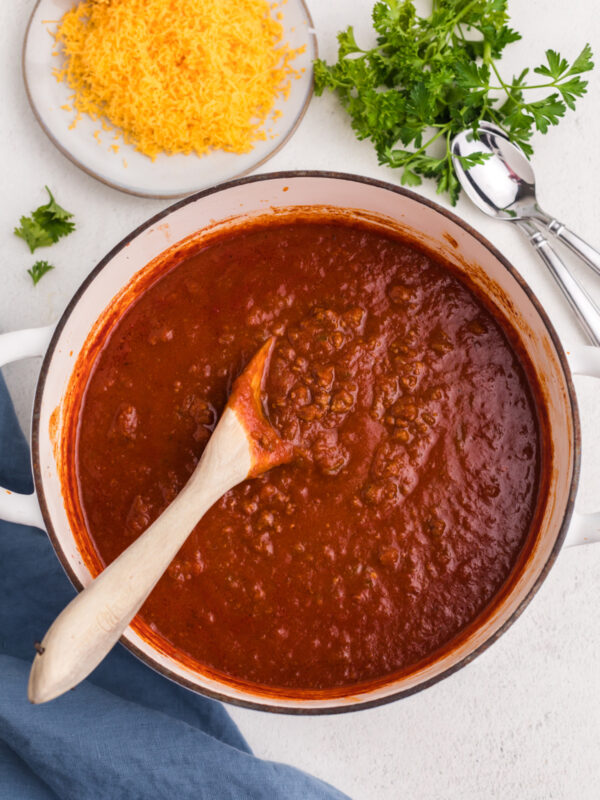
[76,220,540,690]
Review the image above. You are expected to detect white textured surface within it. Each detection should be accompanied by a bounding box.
[2,2,600,798]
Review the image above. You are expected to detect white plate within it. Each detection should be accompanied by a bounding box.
[23,0,317,198]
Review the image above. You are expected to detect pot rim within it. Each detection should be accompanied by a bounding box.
[30,170,581,714]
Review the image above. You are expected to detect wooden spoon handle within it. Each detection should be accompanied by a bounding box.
[28,408,251,704]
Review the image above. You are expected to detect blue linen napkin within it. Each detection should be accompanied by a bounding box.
[0,371,349,800]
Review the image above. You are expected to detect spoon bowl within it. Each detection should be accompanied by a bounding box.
[451,121,540,220]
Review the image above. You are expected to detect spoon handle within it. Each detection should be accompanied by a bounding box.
[533,211,600,279]
[28,407,252,704]
[515,220,600,347]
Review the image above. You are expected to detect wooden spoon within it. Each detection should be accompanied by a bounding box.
[28,338,293,704]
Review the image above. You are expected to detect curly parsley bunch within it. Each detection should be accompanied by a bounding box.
[314,0,594,204]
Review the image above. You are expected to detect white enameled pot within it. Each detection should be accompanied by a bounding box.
[1,172,600,713]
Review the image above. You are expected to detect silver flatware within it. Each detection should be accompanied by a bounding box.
[451,121,600,345]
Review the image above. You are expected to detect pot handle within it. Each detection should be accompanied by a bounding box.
[564,345,600,547]
[0,326,55,530]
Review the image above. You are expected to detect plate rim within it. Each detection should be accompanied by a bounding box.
[22,0,318,199]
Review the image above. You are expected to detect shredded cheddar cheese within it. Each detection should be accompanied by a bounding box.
[53,0,303,160]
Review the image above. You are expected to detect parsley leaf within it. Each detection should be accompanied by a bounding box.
[565,43,594,76]
[534,49,570,80]
[314,1,594,204]
[14,216,54,252]
[14,186,75,252]
[27,260,55,286]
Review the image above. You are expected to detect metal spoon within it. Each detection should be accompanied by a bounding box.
[28,338,293,704]
[451,121,600,345]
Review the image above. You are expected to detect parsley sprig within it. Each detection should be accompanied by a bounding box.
[27,260,55,286]
[314,0,594,204]
[15,186,75,253]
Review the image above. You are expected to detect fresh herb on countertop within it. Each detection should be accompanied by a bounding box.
[27,260,55,286]
[313,0,594,204]
[15,186,75,253]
